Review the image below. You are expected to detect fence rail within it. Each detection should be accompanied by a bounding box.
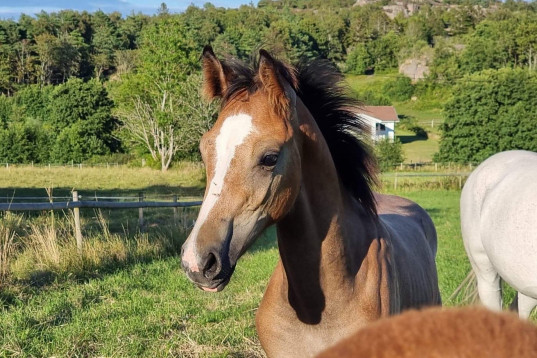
[380,172,470,190]
[0,191,202,253]
[0,199,202,211]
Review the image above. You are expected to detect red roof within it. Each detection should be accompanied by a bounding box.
[356,106,399,122]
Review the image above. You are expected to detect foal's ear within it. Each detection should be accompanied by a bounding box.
[258,49,298,117]
[258,50,298,94]
[202,45,232,99]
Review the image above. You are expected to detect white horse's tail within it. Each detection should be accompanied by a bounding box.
[448,270,478,305]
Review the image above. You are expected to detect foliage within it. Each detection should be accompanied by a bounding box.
[0,123,51,163]
[1,2,537,165]
[367,32,401,73]
[382,76,414,102]
[375,138,405,171]
[47,78,119,163]
[355,90,392,106]
[0,79,118,164]
[345,44,372,75]
[113,14,216,171]
[436,68,537,163]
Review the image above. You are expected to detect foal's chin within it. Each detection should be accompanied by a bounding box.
[196,269,235,293]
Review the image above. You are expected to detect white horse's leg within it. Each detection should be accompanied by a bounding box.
[517,293,537,319]
[474,263,502,311]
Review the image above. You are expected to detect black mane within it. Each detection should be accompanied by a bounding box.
[221,56,378,216]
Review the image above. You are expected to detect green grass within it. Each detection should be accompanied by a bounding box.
[0,165,530,356]
[1,228,278,357]
[0,163,206,198]
[346,74,394,94]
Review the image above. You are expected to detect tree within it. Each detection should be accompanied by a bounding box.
[367,31,400,72]
[436,68,537,164]
[345,43,371,75]
[375,138,404,172]
[47,78,119,162]
[116,73,217,169]
[91,11,121,79]
[382,77,414,102]
[0,122,51,163]
[516,17,537,71]
[113,16,208,171]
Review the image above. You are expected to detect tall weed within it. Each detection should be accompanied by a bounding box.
[0,214,23,285]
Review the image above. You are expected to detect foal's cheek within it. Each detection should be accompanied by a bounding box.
[266,172,301,222]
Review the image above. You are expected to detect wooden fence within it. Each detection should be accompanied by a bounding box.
[0,191,202,253]
[381,172,470,190]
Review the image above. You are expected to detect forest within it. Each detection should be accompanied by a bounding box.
[0,0,536,168]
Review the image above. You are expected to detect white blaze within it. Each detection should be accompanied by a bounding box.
[183,113,254,272]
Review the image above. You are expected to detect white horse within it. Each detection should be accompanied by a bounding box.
[461,150,537,318]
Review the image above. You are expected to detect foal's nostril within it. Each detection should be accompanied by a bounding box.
[203,252,219,279]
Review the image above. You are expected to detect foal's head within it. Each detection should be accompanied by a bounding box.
[181,47,303,291]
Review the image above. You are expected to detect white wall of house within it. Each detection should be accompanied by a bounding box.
[359,113,397,142]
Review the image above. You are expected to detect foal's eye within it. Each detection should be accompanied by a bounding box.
[260,153,279,168]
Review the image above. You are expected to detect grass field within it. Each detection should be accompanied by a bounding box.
[0,166,529,357]
[0,163,206,198]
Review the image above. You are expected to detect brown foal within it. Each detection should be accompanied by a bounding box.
[181,46,441,357]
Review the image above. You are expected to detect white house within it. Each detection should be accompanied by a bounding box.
[356,106,399,142]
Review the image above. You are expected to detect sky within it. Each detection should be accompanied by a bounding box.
[0,0,256,19]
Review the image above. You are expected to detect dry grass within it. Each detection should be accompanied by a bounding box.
[0,163,204,285]
[0,214,22,285]
[4,211,189,284]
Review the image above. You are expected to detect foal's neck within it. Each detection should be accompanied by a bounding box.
[276,103,373,324]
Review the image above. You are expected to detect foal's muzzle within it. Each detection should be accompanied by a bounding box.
[180,225,236,292]
[180,247,235,292]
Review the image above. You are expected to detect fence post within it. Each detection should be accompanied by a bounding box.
[72,191,83,254]
[138,192,144,231]
[173,195,178,225]
[394,172,398,191]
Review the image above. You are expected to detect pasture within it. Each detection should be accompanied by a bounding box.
[0,166,528,356]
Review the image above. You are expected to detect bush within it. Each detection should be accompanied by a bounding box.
[0,123,51,163]
[375,138,404,171]
[382,77,414,102]
[50,123,110,163]
[345,44,372,75]
[46,79,120,163]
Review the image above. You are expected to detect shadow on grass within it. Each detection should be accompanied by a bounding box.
[398,134,428,144]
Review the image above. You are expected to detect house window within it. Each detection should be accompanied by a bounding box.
[375,123,386,131]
